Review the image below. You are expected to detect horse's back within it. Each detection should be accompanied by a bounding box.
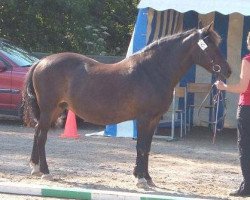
[39,52,100,70]
[33,52,104,86]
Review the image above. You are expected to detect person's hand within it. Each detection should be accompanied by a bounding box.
[214,80,227,90]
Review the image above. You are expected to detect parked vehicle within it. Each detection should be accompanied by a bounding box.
[0,38,38,119]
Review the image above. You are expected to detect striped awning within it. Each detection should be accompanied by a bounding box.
[105,1,250,137]
[138,0,250,15]
[142,9,250,128]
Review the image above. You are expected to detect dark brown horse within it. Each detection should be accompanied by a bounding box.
[23,23,231,188]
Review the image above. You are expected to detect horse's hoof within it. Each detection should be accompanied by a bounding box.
[136,178,149,189]
[41,174,53,181]
[29,162,40,175]
[147,179,156,187]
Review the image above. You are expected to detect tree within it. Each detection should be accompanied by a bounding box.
[0,0,138,55]
[88,0,138,55]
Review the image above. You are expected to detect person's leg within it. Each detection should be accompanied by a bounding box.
[230,105,250,196]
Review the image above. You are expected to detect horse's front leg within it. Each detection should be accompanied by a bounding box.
[134,145,153,189]
[133,117,159,188]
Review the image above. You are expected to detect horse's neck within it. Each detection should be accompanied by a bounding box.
[137,35,197,88]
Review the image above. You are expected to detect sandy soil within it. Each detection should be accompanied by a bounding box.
[0,120,244,199]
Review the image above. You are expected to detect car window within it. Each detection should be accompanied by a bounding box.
[0,42,38,67]
[0,56,9,66]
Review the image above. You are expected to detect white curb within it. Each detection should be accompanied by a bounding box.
[0,182,210,200]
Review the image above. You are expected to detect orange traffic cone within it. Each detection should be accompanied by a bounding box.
[60,110,80,139]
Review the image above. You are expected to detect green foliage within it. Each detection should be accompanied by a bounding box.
[88,0,138,55]
[0,0,138,55]
[84,24,109,55]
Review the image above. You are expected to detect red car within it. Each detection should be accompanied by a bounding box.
[0,38,38,119]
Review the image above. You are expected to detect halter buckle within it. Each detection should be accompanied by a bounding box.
[212,64,221,73]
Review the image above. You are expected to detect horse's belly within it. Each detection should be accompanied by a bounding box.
[68,88,138,125]
[78,111,134,125]
[68,85,172,125]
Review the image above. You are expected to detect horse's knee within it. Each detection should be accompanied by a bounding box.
[37,117,51,145]
[37,132,47,144]
[136,134,153,153]
[136,145,150,156]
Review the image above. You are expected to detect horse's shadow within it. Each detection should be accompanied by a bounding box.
[51,177,226,200]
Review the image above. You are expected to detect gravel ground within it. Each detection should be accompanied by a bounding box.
[0,120,244,200]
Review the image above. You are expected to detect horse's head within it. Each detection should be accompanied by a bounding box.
[192,22,232,79]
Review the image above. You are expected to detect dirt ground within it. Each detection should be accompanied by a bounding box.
[0,120,245,200]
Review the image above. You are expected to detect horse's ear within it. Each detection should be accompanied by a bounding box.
[202,22,214,33]
[207,21,214,31]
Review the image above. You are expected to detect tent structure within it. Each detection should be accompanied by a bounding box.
[105,0,250,138]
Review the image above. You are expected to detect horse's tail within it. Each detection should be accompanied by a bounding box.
[22,61,40,127]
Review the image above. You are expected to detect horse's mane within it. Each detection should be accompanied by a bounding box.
[140,28,221,54]
[141,29,196,52]
[208,29,221,46]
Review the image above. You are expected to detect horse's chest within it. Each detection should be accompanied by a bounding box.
[139,89,173,113]
[158,92,173,110]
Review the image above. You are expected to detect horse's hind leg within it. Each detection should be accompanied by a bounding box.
[37,107,60,180]
[30,104,63,179]
[29,107,54,180]
[38,103,65,180]
[30,124,41,175]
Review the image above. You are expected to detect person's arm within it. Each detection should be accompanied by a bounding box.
[215,59,250,93]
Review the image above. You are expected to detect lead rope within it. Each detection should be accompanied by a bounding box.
[197,83,227,144]
[196,36,228,143]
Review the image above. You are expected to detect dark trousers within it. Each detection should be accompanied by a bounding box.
[237,105,250,188]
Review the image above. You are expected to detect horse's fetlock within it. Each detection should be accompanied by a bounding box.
[133,166,138,177]
[30,162,40,175]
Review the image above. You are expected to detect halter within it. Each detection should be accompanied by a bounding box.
[197,33,227,80]
[196,34,227,143]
